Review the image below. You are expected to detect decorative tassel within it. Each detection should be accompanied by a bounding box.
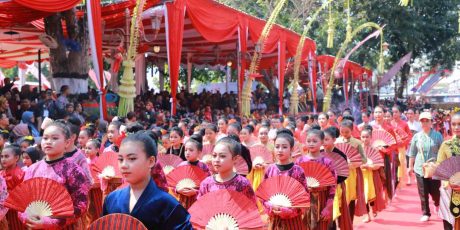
[378,53,384,74]
[327,3,335,48]
[346,0,352,41]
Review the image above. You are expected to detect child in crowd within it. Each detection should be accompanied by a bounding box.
[21,146,42,170]
[19,136,35,152]
[102,132,192,229]
[78,127,96,150]
[1,145,24,229]
[167,127,186,161]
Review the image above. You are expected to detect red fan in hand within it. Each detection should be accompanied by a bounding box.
[249,144,273,165]
[189,189,264,230]
[89,213,147,230]
[4,178,74,218]
[322,152,349,178]
[365,147,384,165]
[233,155,249,175]
[371,129,396,149]
[299,161,336,189]
[166,165,208,191]
[394,128,409,143]
[92,153,121,179]
[335,143,361,164]
[256,176,309,208]
[157,154,183,175]
[434,156,460,181]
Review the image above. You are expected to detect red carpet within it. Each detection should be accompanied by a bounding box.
[353,181,444,230]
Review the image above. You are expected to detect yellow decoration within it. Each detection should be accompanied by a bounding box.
[454,207,459,214]
[327,3,335,48]
[346,0,352,41]
[241,0,287,116]
[117,0,146,116]
[323,22,385,112]
[290,0,332,114]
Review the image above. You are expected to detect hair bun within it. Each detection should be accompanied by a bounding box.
[189,134,203,144]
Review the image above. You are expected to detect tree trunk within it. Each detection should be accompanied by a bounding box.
[397,63,410,99]
[45,8,89,94]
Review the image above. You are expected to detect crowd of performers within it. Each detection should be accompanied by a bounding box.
[0,104,458,230]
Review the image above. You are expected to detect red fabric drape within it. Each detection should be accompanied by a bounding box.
[12,0,81,12]
[0,60,17,69]
[0,1,51,27]
[89,0,107,120]
[166,0,186,115]
[278,38,286,115]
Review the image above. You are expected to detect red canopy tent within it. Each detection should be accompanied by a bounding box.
[0,0,317,115]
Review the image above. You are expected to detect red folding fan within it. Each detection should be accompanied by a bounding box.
[89,213,147,230]
[4,178,74,218]
[335,143,362,164]
[322,152,350,178]
[92,153,121,179]
[299,161,336,189]
[189,189,264,230]
[202,144,214,157]
[393,128,409,143]
[157,154,184,175]
[233,155,249,175]
[256,176,309,208]
[249,144,273,165]
[371,129,396,149]
[365,147,384,165]
[433,156,460,181]
[166,165,208,191]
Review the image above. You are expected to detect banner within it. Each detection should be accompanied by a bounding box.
[411,65,438,92]
[418,70,443,94]
[379,52,412,87]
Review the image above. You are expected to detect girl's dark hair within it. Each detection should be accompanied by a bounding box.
[205,124,218,133]
[122,132,157,158]
[275,133,294,148]
[242,125,254,134]
[186,134,203,151]
[228,122,242,132]
[226,134,241,143]
[342,115,355,123]
[108,121,123,130]
[0,129,10,141]
[240,144,252,173]
[361,125,373,134]
[169,126,184,138]
[324,126,340,138]
[318,112,329,120]
[340,120,354,129]
[3,144,21,157]
[80,127,96,138]
[47,121,71,139]
[216,136,241,157]
[125,122,144,133]
[24,147,43,164]
[56,119,79,137]
[20,136,35,146]
[307,129,325,141]
[276,128,294,137]
[218,118,228,124]
[87,138,101,149]
[310,124,321,130]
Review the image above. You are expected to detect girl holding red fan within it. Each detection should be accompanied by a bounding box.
[198,137,256,202]
[296,129,337,230]
[263,133,307,229]
[20,122,91,229]
[1,145,25,229]
[175,134,211,209]
[103,132,192,229]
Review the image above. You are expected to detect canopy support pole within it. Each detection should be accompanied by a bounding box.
[38,49,42,93]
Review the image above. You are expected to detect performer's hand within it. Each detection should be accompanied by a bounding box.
[178,188,197,197]
[25,215,47,229]
[408,167,414,174]
[320,208,332,221]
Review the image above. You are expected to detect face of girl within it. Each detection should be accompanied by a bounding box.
[362,113,369,123]
[239,129,250,142]
[340,127,352,139]
[1,149,18,169]
[118,141,155,185]
[383,112,392,123]
[360,130,372,146]
[107,125,120,143]
[161,136,171,149]
[78,131,90,149]
[184,142,200,162]
[323,134,335,149]
[85,142,98,158]
[20,142,30,152]
[306,134,323,153]
[274,137,291,164]
[169,131,183,147]
[318,115,328,128]
[227,126,239,136]
[211,143,235,174]
[218,120,227,133]
[205,129,216,143]
[41,126,70,160]
[22,153,33,167]
[374,107,384,121]
[258,127,269,143]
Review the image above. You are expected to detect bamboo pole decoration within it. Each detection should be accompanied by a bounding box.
[118,0,146,117]
[241,0,287,117]
[323,22,385,112]
[346,0,352,41]
[290,0,333,115]
[327,3,335,48]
